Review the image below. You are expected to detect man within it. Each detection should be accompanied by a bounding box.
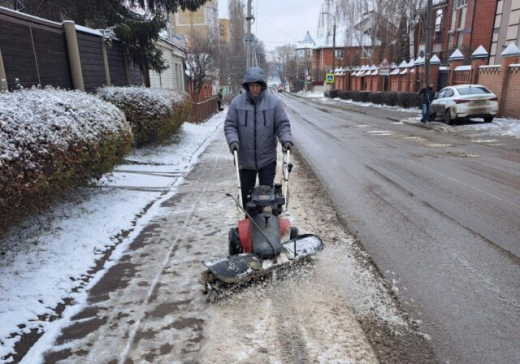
[217,88,223,111]
[224,67,292,208]
[419,82,436,123]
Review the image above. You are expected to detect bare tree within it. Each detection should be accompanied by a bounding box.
[270,44,296,86]
[225,0,247,94]
[185,27,219,100]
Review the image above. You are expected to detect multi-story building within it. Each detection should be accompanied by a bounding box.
[417,0,497,62]
[169,0,218,38]
[490,0,520,64]
[219,18,230,43]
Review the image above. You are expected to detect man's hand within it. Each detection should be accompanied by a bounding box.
[229,142,239,154]
[282,141,293,152]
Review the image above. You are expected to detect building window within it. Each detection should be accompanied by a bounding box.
[335,49,344,59]
[435,9,443,32]
[457,0,468,7]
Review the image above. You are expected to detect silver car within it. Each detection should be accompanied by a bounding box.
[430,84,498,125]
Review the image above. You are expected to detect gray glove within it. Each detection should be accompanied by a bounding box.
[229,142,239,154]
[282,141,293,152]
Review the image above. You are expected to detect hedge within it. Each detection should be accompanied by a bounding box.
[97,87,192,147]
[0,88,133,238]
[334,90,422,109]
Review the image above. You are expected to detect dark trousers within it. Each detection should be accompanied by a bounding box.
[217,100,222,111]
[240,161,276,208]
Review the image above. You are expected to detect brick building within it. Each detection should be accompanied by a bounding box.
[169,0,219,37]
[417,0,497,62]
[490,0,520,64]
[296,28,377,82]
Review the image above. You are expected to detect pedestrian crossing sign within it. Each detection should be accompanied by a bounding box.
[325,73,335,84]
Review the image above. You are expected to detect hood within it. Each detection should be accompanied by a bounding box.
[242,67,267,90]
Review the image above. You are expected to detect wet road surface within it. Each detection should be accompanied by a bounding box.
[280,93,520,364]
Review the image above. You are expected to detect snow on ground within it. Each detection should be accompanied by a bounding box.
[0,112,225,362]
[296,90,325,98]
[302,92,520,139]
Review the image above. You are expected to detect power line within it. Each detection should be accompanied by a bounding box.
[258,14,301,43]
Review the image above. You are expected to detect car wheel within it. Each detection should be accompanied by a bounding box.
[484,116,493,123]
[428,112,437,121]
[444,110,452,125]
[228,227,242,256]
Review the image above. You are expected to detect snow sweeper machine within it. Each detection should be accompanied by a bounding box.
[201,149,323,302]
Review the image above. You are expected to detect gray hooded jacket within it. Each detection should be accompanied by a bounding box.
[224,67,292,170]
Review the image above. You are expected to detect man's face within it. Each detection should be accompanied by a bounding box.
[429,82,434,88]
[248,83,262,97]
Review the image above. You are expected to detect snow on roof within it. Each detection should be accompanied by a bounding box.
[449,49,464,60]
[398,60,408,68]
[74,24,103,37]
[390,68,400,75]
[440,66,449,70]
[472,45,489,58]
[301,31,315,46]
[371,70,378,75]
[479,65,500,69]
[400,69,408,75]
[501,43,520,57]
[370,65,378,70]
[407,59,415,67]
[510,64,520,68]
[390,62,398,68]
[430,55,441,64]
[308,27,373,49]
[415,56,425,65]
[455,65,472,71]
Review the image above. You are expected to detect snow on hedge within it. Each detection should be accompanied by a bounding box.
[0,88,133,237]
[0,88,130,165]
[97,86,191,147]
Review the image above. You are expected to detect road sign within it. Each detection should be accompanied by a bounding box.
[379,58,390,76]
[325,73,334,84]
[242,33,257,47]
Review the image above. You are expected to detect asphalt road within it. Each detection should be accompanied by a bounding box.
[279,92,520,364]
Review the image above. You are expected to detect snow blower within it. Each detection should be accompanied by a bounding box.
[201,149,323,302]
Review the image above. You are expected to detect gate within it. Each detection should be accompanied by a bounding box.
[438,69,449,90]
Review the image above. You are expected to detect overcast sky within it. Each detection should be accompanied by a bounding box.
[217,0,323,52]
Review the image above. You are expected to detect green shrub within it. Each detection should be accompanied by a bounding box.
[0,88,132,238]
[97,87,192,147]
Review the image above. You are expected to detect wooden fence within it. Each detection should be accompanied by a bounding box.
[0,6,142,92]
[189,97,218,124]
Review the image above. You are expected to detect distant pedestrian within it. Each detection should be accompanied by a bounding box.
[419,82,436,123]
[217,88,223,111]
[224,67,292,208]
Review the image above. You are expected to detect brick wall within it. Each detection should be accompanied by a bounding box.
[502,66,520,117]
[471,0,496,53]
[478,66,502,106]
[453,70,471,85]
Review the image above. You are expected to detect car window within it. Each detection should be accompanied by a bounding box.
[436,90,446,99]
[445,89,454,98]
[457,86,491,95]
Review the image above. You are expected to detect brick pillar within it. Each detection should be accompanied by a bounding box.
[471,45,489,85]
[430,55,441,91]
[498,44,520,116]
[344,69,351,91]
[448,49,465,86]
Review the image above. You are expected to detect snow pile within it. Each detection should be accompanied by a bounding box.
[0,88,132,237]
[97,86,191,147]
[296,91,325,98]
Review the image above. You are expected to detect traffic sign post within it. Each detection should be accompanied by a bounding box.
[325,73,334,84]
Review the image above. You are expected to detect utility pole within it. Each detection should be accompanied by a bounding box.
[332,22,336,73]
[424,0,433,87]
[246,0,253,68]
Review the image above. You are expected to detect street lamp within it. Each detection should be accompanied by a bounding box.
[322,11,337,75]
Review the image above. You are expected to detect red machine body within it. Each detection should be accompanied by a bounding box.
[238,217,291,253]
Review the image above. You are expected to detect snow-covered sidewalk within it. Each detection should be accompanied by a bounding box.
[0,112,225,362]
